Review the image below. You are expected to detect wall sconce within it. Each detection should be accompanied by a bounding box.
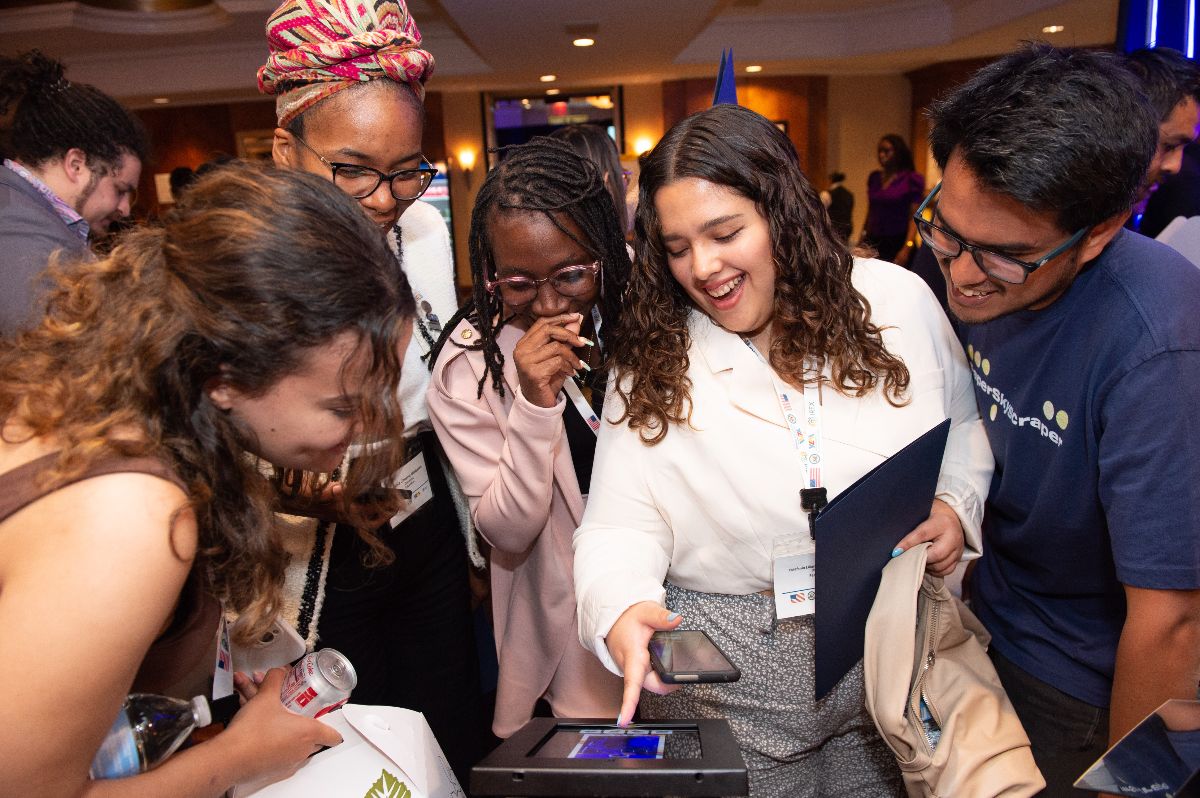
[458,148,477,188]
[633,136,655,156]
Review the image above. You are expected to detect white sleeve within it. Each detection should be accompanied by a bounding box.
[572,389,673,675]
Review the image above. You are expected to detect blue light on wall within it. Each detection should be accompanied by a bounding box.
[1120,0,1199,56]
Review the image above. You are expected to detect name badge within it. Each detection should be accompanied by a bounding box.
[772,534,816,619]
[388,446,434,527]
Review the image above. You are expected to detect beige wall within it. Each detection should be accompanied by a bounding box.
[826,75,912,242]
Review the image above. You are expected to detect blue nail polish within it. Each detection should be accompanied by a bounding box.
[891,547,904,558]
[667,611,680,622]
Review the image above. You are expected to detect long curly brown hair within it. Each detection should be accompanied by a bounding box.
[616,104,909,443]
[0,162,414,642]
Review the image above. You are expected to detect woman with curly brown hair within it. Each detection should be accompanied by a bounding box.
[0,162,413,798]
[573,104,992,796]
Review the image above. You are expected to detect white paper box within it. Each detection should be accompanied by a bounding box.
[234,704,465,798]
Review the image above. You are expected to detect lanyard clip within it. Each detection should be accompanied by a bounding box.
[800,487,828,540]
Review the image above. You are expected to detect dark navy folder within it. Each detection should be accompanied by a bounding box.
[813,418,951,700]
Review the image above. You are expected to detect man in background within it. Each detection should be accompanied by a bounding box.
[1123,47,1200,228]
[925,44,1200,796]
[0,50,146,336]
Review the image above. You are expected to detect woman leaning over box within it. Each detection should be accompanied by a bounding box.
[0,163,413,798]
[573,104,993,797]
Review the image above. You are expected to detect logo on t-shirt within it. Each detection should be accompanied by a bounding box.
[968,345,1068,447]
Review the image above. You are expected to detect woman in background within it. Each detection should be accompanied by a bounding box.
[862,133,924,265]
[550,123,630,235]
[428,138,628,737]
[0,164,410,797]
[574,105,990,796]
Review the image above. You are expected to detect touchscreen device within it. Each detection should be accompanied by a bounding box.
[648,630,741,684]
[470,717,747,797]
[532,726,702,760]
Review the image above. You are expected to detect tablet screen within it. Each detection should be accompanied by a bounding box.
[532,727,703,760]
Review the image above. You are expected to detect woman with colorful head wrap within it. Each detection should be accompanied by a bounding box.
[257,0,488,782]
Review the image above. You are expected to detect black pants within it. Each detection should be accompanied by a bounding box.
[318,431,487,787]
[990,649,1109,797]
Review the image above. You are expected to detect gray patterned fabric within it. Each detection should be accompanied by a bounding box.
[641,582,902,798]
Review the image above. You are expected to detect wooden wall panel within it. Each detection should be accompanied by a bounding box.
[660,75,829,188]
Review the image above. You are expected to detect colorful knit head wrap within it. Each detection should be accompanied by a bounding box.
[257,0,435,127]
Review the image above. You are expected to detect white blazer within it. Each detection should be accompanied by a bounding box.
[573,258,993,672]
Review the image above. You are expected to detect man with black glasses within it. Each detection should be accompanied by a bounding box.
[921,44,1200,796]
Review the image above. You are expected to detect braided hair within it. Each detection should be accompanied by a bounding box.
[0,50,147,170]
[428,136,632,399]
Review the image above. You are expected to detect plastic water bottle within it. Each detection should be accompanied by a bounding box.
[89,693,212,779]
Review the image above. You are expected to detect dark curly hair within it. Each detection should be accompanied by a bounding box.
[0,50,147,171]
[0,162,413,643]
[1124,46,1200,123]
[429,137,632,397]
[617,104,910,444]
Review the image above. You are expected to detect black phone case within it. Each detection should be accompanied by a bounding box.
[649,630,742,684]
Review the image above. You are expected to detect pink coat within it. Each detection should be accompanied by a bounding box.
[427,317,622,737]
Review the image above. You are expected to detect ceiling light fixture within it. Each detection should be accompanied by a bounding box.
[745,65,763,73]
[546,88,561,95]
[1042,24,1064,33]
[540,74,557,82]
[573,37,595,47]
[152,97,170,104]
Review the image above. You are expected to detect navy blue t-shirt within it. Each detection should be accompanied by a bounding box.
[962,229,1200,708]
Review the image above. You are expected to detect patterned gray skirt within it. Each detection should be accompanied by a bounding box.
[640,582,902,798]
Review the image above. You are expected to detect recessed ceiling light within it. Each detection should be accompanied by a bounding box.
[546,88,561,95]
[1042,24,1064,33]
[540,74,557,82]
[745,65,763,73]
[573,37,595,47]
[152,97,170,104]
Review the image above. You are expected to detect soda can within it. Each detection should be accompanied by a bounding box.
[280,648,357,718]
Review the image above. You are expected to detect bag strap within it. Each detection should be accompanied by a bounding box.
[0,451,183,524]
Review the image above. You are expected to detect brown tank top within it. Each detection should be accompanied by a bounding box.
[0,451,222,694]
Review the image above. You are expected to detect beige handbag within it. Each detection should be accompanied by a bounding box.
[863,543,1045,798]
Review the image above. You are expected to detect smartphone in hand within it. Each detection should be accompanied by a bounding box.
[648,630,741,684]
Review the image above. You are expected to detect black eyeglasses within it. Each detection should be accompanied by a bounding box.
[484,262,600,305]
[293,135,438,201]
[913,182,1088,285]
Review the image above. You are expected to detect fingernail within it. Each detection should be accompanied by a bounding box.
[891,547,904,558]
[667,611,680,622]
[578,337,595,347]
[578,361,592,372]
[616,712,626,727]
